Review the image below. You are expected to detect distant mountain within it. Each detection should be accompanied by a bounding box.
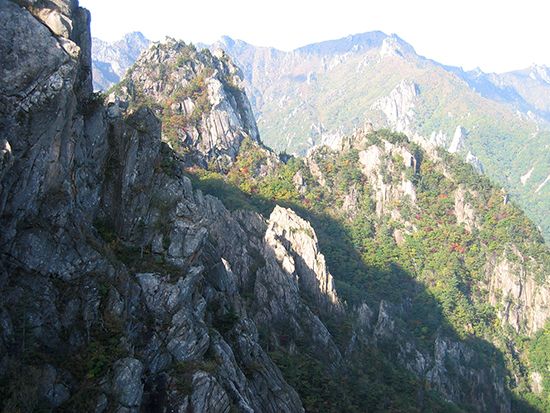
[210,33,550,242]
[446,64,550,122]
[92,31,150,90]
[89,32,550,241]
[497,65,550,119]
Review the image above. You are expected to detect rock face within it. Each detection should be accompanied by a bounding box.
[371,80,419,135]
[448,126,466,154]
[354,134,417,218]
[113,358,144,409]
[454,185,477,232]
[0,3,359,411]
[301,131,519,412]
[425,335,509,412]
[92,31,151,90]
[265,206,341,311]
[379,35,416,58]
[114,39,260,169]
[486,248,550,334]
[0,2,307,411]
[367,301,510,413]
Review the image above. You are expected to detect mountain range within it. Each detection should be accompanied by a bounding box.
[1,2,550,412]
[92,31,151,90]
[92,32,550,244]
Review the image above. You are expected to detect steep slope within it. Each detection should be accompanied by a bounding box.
[92,31,150,90]
[213,34,550,244]
[113,39,262,170]
[191,126,550,412]
[0,2,327,412]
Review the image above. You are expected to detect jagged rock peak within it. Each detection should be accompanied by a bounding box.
[113,38,260,169]
[529,64,550,84]
[379,34,417,58]
[265,206,342,311]
[448,125,467,153]
[294,31,417,57]
[371,79,419,135]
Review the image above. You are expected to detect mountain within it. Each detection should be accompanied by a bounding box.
[112,38,262,170]
[189,125,550,413]
[2,2,550,412]
[92,31,150,90]
[115,28,550,412]
[89,34,550,242]
[210,33,550,243]
[503,64,550,117]
[450,64,550,122]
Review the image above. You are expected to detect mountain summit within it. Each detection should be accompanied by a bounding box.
[112,38,261,169]
[92,31,151,90]
[209,32,550,242]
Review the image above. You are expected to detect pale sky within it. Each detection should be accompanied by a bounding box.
[80,0,550,73]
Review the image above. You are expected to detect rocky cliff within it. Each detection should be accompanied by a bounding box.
[113,39,261,170]
[0,1,323,411]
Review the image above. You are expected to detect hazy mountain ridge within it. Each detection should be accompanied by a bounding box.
[446,64,550,122]
[208,33,550,243]
[92,31,151,90]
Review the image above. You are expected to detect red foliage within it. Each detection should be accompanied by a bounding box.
[450,242,466,254]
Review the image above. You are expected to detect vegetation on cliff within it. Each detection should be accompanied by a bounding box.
[186,129,550,411]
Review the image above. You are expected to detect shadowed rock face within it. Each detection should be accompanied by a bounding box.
[0,1,304,411]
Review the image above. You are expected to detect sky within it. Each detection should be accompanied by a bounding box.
[80,0,550,73]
